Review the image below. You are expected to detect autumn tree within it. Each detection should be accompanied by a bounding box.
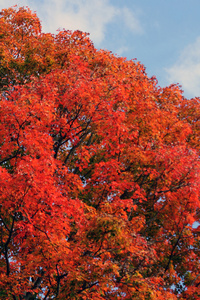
[0,6,199,300]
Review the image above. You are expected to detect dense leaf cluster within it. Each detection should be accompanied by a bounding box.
[0,6,200,300]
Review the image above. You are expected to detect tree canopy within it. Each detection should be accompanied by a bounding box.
[0,6,200,300]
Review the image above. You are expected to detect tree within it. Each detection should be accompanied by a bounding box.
[0,6,199,300]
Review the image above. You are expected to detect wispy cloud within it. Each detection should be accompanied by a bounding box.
[0,0,143,46]
[40,0,118,45]
[121,7,143,34]
[114,46,129,57]
[166,37,200,98]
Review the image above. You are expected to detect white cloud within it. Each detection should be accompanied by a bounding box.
[166,37,200,98]
[0,1,26,8]
[114,46,129,57]
[0,0,143,46]
[121,7,143,34]
[40,0,118,45]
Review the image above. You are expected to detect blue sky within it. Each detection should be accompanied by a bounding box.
[1,0,200,98]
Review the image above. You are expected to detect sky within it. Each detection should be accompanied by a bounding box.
[1,0,200,99]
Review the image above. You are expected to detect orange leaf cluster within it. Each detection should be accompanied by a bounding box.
[0,6,200,300]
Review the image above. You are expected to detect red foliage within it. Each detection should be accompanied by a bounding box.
[0,6,199,300]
